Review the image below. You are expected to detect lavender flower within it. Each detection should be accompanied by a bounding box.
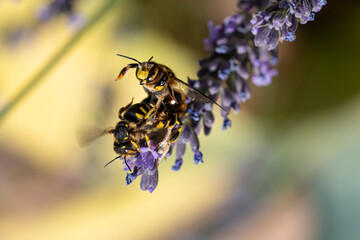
[238,0,272,13]
[251,0,327,50]
[37,0,84,28]
[112,0,326,193]
[192,11,278,129]
[140,169,159,193]
[172,158,183,171]
[122,146,161,193]
[165,6,281,173]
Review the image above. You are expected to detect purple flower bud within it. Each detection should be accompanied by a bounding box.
[204,111,215,128]
[126,172,137,185]
[311,0,326,12]
[189,130,200,152]
[272,12,286,29]
[176,141,186,160]
[193,120,202,135]
[135,147,161,171]
[172,158,183,171]
[188,109,200,121]
[204,125,212,135]
[231,101,241,113]
[221,88,234,107]
[254,27,272,47]
[218,68,230,80]
[209,81,222,95]
[140,168,159,193]
[223,118,232,130]
[266,29,280,50]
[193,150,204,165]
[181,125,191,143]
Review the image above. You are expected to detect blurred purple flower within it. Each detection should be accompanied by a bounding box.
[190,11,278,127]
[238,0,272,13]
[251,0,327,50]
[37,0,84,29]
[37,0,75,20]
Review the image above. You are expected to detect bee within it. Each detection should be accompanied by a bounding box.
[116,54,224,114]
[82,98,182,168]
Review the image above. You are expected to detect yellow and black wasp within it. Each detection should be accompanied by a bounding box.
[116,54,224,115]
[82,97,182,168]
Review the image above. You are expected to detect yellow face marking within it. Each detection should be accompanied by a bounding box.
[136,69,149,80]
[155,86,164,91]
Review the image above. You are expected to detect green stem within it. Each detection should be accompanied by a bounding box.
[0,0,120,125]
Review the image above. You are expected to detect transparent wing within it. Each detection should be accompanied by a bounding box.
[76,127,113,148]
[172,78,224,111]
[137,123,170,145]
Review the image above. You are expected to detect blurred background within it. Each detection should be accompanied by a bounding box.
[0,0,360,239]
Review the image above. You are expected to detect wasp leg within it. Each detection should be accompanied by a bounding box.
[119,98,134,120]
[144,107,156,121]
[155,94,162,112]
[116,63,138,81]
[171,116,183,143]
[145,134,152,149]
[130,140,141,153]
[155,158,160,168]
[123,156,132,172]
[167,84,178,103]
[170,125,182,143]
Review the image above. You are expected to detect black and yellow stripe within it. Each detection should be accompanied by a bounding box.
[123,103,153,123]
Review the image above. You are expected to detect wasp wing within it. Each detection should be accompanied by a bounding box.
[172,78,224,111]
[135,122,170,144]
[76,127,113,148]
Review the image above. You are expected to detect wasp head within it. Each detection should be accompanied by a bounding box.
[117,54,158,85]
[136,61,158,85]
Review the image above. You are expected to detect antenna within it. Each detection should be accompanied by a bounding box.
[117,54,143,66]
[104,156,120,168]
[148,56,154,62]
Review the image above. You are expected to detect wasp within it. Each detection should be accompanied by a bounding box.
[116,54,224,114]
[83,97,182,168]
[113,98,182,167]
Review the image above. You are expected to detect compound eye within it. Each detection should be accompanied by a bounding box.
[146,66,157,82]
[159,75,167,86]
